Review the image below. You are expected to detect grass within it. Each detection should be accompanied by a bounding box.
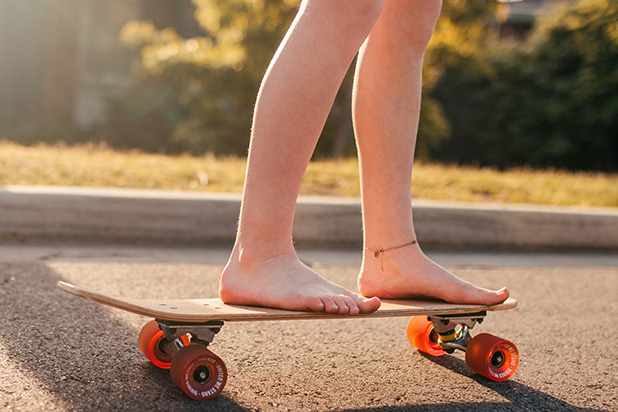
[1,140,616,208]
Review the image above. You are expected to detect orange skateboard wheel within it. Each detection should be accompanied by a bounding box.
[465,333,518,381]
[138,320,172,369]
[407,316,445,356]
[170,345,227,401]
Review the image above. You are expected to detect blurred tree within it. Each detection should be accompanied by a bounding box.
[432,0,618,171]
[418,0,504,160]
[122,0,500,158]
[121,0,298,155]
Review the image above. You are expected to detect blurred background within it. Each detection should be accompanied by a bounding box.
[1,0,616,172]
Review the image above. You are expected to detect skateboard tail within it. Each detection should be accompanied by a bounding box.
[56,281,185,320]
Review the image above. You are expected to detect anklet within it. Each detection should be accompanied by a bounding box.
[366,240,418,272]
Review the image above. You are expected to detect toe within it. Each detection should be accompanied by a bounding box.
[331,296,350,314]
[477,286,510,305]
[493,287,510,303]
[342,295,360,316]
[304,295,325,312]
[463,285,510,305]
[358,296,381,313]
[320,297,340,314]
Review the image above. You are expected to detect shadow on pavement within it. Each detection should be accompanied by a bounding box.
[378,352,603,412]
[341,404,562,412]
[0,262,249,411]
[336,351,602,412]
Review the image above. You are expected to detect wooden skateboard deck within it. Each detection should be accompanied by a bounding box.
[57,281,520,400]
[57,281,517,322]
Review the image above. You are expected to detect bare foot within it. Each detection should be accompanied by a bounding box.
[358,243,509,305]
[220,249,381,315]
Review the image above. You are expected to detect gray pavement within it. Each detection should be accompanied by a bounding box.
[1,244,617,411]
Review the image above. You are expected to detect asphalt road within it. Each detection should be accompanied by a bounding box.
[1,244,617,411]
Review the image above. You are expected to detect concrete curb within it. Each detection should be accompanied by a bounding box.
[1,185,617,250]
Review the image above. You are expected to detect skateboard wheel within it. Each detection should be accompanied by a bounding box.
[138,320,172,369]
[465,333,519,381]
[170,345,227,401]
[407,316,445,357]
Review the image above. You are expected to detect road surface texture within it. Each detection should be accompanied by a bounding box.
[1,244,616,411]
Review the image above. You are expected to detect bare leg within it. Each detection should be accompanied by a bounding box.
[354,0,509,304]
[220,0,383,314]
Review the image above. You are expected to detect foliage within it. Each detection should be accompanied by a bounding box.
[121,0,499,158]
[432,0,618,171]
[418,0,504,159]
[121,0,618,171]
[120,0,298,155]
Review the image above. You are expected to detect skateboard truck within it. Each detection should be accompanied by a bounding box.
[157,320,224,353]
[428,311,486,353]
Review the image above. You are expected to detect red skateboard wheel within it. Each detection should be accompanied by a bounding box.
[138,320,172,369]
[170,345,227,401]
[465,333,519,381]
[407,316,445,356]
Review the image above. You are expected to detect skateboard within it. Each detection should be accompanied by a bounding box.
[57,281,519,401]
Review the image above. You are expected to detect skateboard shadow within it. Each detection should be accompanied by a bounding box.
[385,352,603,412]
[0,262,247,411]
[332,351,604,412]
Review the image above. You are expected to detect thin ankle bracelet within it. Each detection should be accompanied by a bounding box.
[365,240,418,272]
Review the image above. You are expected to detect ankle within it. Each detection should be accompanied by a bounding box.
[364,239,418,272]
[232,239,296,270]
[363,232,419,254]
